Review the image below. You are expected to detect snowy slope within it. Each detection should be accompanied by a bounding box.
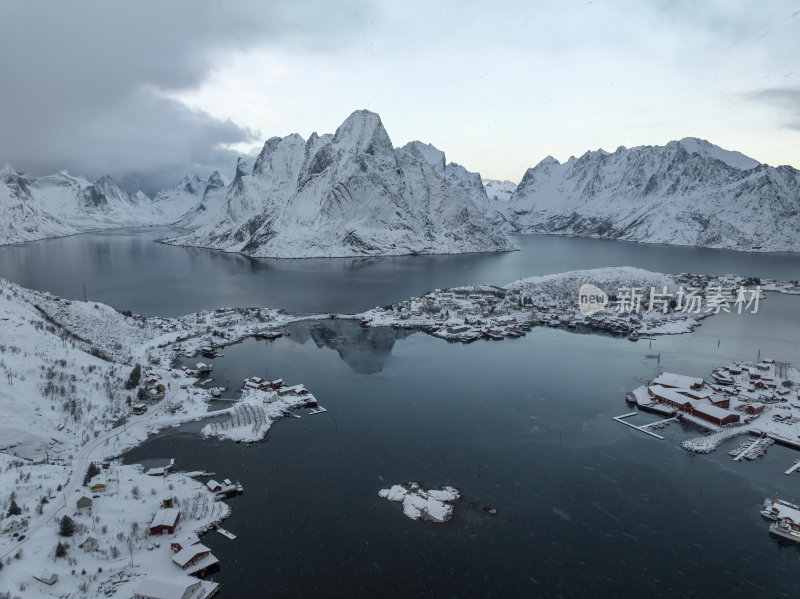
[0,165,78,243]
[677,137,759,170]
[500,140,800,252]
[166,110,513,257]
[154,172,225,224]
[483,179,517,202]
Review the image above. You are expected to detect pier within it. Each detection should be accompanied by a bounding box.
[640,416,679,431]
[612,413,665,440]
[733,436,763,461]
[785,461,800,475]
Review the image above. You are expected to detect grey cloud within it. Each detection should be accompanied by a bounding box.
[0,0,373,195]
[744,88,800,132]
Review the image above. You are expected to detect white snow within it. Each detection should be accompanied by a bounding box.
[378,482,461,523]
[678,137,760,170]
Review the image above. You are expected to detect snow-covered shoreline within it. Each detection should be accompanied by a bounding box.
[0,277,319,597]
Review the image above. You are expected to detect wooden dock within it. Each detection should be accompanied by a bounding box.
[734,436,764,461]
[785,461,800,475]
[612,413,665,440]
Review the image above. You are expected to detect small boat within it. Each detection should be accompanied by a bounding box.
[761,496,800,520]
[209,387,223,398]
[628,331,639,342]
[308,406,328,415]
[216,527,237,540]
[769,519,800,544]
[196,362,213,375]
[200,346,218,358]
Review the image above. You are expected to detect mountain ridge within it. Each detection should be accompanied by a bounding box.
[485,139,800,252]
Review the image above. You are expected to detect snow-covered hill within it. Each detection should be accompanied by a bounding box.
[166,110,513,257]
[0,166,221,245]
[497,139,800,252]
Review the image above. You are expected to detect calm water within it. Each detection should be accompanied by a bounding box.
[3,229,800,597]
[0,227,798,316]
[125,305,800,599]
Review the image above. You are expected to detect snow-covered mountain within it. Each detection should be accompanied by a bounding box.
[166,110,513,257]
[0,164,78,243]
[153,171,226,224]
[0,166,219,245]
[483,179,517,202]
[497,139,800,252]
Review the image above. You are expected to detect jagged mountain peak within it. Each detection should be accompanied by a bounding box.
[207,170,225,188]
[332,109,393,155]
[235,156,254,178]
[253,134,306,177]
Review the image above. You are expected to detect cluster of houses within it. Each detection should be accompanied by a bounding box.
[643,373,741,426]
[630,360,800,456]
[361,280,702,343]
[137,500,221,597]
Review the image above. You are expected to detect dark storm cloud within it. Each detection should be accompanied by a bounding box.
[744,88,800,132]
[0,0,372,194]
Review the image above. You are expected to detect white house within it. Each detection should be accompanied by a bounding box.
[133,574,207,599]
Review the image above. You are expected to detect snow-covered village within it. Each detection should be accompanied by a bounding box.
[2,3,800,598]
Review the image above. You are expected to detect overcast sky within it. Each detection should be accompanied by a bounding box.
[1,0,797,194]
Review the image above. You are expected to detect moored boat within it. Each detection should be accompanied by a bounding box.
[761,496,800,521]
[769,519,800,544]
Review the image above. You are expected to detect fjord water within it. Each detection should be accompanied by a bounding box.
[0,227,798,316]
[3,229,800,597]
[125,308,800,598]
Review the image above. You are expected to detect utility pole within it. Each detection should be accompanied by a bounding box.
[83,282,87,302]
